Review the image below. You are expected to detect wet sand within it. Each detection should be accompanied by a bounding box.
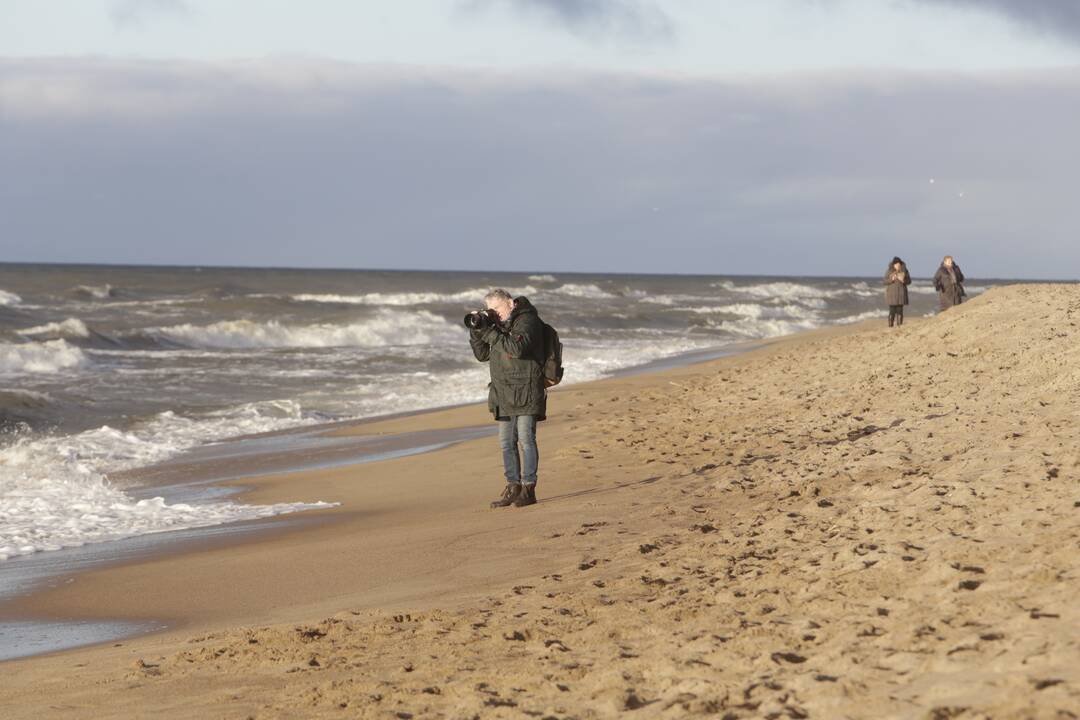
[2,284,1079,718]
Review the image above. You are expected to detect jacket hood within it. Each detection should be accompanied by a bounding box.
[510,296,538,319]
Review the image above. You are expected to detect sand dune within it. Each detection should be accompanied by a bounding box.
[2,284,1079,718]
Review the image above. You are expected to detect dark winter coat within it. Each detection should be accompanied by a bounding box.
[933,263,965,310]
[883,264,911,306]
[469,296,547,421]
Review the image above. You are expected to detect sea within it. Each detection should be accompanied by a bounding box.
[0,264,996,563]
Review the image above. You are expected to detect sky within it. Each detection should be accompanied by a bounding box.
[2,0,1079,277]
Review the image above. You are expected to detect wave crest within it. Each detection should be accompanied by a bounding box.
[17,318,92,339]
[292,290,480,306]
[150,310,457,349]
[0,340,88,375]
[71,284,115,300]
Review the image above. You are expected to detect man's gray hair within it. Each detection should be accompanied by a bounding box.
[485,288,513,304]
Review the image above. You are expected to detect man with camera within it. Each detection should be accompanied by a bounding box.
[466,289,547,508]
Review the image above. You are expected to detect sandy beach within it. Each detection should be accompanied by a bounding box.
[2,283,1079,718]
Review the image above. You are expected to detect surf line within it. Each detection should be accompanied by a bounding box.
[0,422,495,663]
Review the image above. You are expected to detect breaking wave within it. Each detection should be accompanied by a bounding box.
[292,290,485,306]
[71,284,115,300]
[0,340,88,375]
[148,310,458,349]
[17,318,92,339]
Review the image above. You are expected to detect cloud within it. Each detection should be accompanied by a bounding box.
[110,0,193,28]
[2,58,1078,278]
[460,0,675,45]
[914,0,1080,43]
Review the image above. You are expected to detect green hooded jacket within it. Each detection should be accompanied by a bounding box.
[469,296,547,421]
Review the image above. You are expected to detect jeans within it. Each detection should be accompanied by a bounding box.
[498,415,538,485]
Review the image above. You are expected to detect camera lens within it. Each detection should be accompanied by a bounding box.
[463,311,488,330]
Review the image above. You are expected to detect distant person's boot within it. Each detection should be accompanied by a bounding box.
[490,483,521,508]
[513,484,537,507]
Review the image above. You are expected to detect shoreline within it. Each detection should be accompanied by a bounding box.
[0,324,856,663]
[0,333,778,661]
[6,286,1079,717]
[15,285,1079,717]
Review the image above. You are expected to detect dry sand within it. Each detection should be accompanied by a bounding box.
[2,284,1079,719]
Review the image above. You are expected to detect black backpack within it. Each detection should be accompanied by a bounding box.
[541,321,564,388]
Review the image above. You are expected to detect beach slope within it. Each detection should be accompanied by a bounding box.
[3,284,1080,718]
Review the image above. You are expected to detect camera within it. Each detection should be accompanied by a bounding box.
[463,308,499,331]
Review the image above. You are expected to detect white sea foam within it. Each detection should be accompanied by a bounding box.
[17,318,91,339]
[99,298,195,307]
[0,399,336,560]
[837,310,885,324]
[639,293,721,306]
[0,454,332,560]
[708,316,821,339]
[717,281,833,300]
[640,295,677,306]
[715,280,877,302]
[562,336,721,383]
[847,281,877,297]
[0,340,88,375]
[689,303,821,320]
[150,310,457,349]
[909,283,985,297]
[546,283,616,299]
[0,289,22,306]
[527,274,558,283]
[292,289,485,306]
[72,284,113,299]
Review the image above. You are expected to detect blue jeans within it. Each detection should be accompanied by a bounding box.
[498,415,538,486]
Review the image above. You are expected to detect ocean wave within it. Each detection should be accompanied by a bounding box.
[17,318,92,339]
[291,289,489,306]
[527,274,558,283]
[0,389,54,428]
[148,310,458,349]
[846,281,877,297]
[0,389,52,409]
[688,303,821,320]
[837,310,885,324]
[71,284,115,300]
[563,336,722,382]
[714,280,876,302]
[0,290,22,306]
[705,315,821,339]
[545,283,615,299]
[0,340,88,375]
[0,397,339,560]
[0,436,332,560]
[639,293,724,307]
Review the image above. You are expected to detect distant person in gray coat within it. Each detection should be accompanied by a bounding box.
[883,256,911,327]
[933,255,965,311]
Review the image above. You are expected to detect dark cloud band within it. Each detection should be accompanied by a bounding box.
[915,0,1080,43]
[2,59,1077,277]
[460,0,675,45]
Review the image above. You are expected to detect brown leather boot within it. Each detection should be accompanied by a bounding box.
[490,483,521,508]
[513,484,537,507]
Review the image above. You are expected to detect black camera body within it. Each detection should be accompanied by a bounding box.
[463,308,499,331]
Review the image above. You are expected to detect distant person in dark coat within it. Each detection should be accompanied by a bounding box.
[883,256,911,327]
[933,255,965,311]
